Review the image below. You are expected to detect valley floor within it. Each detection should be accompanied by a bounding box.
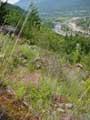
[54,17,90,36]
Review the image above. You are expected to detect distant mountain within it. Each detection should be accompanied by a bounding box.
[7,3,24,13]
[15,0,42,9]
[15,0,29,10]
[16,0,90,19]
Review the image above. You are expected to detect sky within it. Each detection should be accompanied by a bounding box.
[1,0,19,4]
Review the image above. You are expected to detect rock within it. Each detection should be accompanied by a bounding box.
[6,86,16,96]
[75,63,83,69]
[32,115,40,120]
[57,108,65,112]
[22,101,29,108]
[58,103,65,109]
[52,94,68,104]
[0,105,9,120]
[61,113,75,120]
[62,63,88,81]
[65,103,73,109]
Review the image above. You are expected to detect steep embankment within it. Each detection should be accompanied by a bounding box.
[0,33,90,120]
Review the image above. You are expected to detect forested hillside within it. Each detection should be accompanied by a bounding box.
[0,1,90,120]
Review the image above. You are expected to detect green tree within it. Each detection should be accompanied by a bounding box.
[28,3,41,29]
[71,43,81,63]
[0,1,8,25]
[5,6,24,27]
[22,3,41,40]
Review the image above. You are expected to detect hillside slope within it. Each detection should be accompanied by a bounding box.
[0,32,90,120]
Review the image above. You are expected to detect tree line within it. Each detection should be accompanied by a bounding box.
[0,1,41,38]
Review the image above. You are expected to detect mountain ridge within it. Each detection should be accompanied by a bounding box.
[16,0,90,19]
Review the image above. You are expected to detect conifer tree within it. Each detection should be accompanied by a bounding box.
[0,1,8,25]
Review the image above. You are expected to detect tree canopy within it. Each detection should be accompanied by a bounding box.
[0,1,8,25]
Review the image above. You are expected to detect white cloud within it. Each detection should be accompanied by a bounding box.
[1,0,19,4]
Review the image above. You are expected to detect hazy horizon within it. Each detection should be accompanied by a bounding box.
[16,0,90,19]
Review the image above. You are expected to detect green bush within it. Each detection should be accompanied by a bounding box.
[20,44,40,61]
[25,78,55,111]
